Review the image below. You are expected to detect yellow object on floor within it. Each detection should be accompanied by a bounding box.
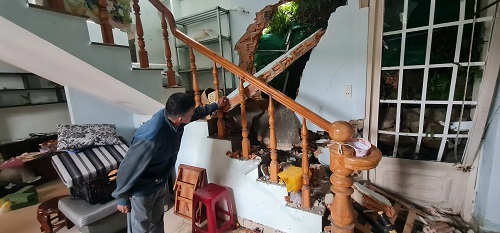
[277,166,311,193]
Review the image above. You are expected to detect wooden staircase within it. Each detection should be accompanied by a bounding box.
[147,1,383,232]
[11,0,382,231]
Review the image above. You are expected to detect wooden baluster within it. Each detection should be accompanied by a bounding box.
[161,14,176,86]
[190,48,201,107]
[47,0,65,11]
[301,118,311,209]
[329,121,356,233]
[269,98,279,182]
[98,0,114,44]
[132,0,149,68]
[239,77,250,159]
[214,64,225,138]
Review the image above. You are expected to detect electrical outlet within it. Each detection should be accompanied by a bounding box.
[344,85,352,98]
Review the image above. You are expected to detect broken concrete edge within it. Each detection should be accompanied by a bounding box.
[256,176,286,188]
[226,29,326,112]
[235,2,283,73]
[285,202,326,216]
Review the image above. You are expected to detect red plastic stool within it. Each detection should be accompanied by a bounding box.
[192,183,236,233]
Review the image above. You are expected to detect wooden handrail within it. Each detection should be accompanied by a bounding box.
[148,0,332,134]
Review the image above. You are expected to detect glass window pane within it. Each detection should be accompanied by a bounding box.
[423,104,447,135]
[465,0,477,20]
[384,0,404,32]
[434,0,460,24]
[379,103,397,131]
[419,137,441,161]
[455,66,483,101]
[442,137,467,163]
[427,68,453,101]
[449,104,475,135]
[430,26,458,64]
[382,34,402,67]
[402,69,424,100]
[400,104,421,134]
[381,71,399,100]
[378,133,395,157]
[461,22,487,62]
[404,30,428,65]
[397,136,418,159]
[407,0,430,29]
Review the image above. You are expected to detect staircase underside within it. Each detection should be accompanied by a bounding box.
[0,2,165,115]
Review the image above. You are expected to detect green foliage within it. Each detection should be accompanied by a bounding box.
[264,0,346,35]
[294,0,346,25]
[265,2,298,34]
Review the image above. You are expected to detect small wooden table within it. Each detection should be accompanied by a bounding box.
[37,195,73,233]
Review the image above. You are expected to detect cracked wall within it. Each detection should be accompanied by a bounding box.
[294,0,368,131]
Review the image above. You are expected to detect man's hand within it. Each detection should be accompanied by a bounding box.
[117,204,130,214]
[217,96,229,110]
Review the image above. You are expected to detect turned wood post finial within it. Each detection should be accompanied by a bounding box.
[328,121,354,143]
[328,120,356,233]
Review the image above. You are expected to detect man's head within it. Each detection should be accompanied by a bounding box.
[165,93,196,125]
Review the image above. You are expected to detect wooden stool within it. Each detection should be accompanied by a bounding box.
[192,183,236,233]
[37,195,73,233]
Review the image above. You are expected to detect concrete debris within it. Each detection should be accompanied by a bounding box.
[423,222,457,233]
[324,193,334,205]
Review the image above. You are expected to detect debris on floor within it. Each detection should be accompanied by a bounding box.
[423,222,457,233]
[338,181,474,233]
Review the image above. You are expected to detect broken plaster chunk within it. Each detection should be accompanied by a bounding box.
[324,193,334,205]
[290,192,302,206]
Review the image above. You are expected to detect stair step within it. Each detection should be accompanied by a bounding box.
[28,4,88,19]
[132,67,164,71]
[90,42,130,49]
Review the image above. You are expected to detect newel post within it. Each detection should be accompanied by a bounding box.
[327,121,382,233]
[329,121,357,233]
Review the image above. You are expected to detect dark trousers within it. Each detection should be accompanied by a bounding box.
[127,185,166,233]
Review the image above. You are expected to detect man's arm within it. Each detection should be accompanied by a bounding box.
[112,140,155,208]
[190,96,229,122]
[190,102,219,122]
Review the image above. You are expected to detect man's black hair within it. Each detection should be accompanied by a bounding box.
[165,93,195,117]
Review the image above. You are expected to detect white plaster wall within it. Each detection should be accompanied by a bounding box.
[295,0,368,132]
[0,60,26,73]
[474,72,500,232]
[0,103,71,141]
[86,21,129,46]
[173,0,277,90]
[176,121,323,233]
[65,87,137,142]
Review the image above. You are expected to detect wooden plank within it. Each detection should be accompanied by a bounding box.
[389,203,401,225]
[366,183,430,218]
[403,210,417,233]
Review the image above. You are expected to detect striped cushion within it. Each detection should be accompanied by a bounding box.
[51,143,129,188]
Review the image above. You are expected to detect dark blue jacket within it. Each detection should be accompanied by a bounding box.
[112,103,218,205]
